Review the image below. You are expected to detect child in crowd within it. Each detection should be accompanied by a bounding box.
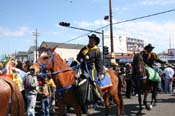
[39,77,51,116]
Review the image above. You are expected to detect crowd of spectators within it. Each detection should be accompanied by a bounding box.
[0,56,175,115]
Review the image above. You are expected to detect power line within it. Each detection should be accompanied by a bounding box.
[113,9,175,25]
[64,8,175,43]
[96,8,175,31]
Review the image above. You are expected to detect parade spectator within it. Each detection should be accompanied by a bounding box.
[13,65,27,108]
[118,66,126,91]
[38,77,51,116]
[0,62,7,74]
[162,66,174,94]
[48,78,56,114]
[24,67,39,116]
[125,63,134,98]
[154,64,163,92]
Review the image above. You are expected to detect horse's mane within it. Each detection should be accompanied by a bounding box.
[54,52,69,69]
[132,53,147,78]
[51,52,75,87]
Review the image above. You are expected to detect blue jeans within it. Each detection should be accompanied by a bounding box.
[25,93,37,116]
[165,78,173,94]
[40,97,50,116]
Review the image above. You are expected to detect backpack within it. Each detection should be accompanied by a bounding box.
[24,73,38,89]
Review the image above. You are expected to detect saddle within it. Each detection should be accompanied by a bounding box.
[73,67,113,105]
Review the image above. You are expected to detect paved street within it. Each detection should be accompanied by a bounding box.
[66,92,175,116]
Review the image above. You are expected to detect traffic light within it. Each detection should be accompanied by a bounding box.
[103,46,109,55]
[59,22,70,27]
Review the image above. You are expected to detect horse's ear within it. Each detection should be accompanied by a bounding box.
[50,46,57,52]
[39,44,49,52]
[42,44,48,49]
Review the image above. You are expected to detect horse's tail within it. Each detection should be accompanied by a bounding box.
[3,78,25,116]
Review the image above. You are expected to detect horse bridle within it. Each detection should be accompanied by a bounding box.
[35,50,55,75]
[36,50,80,98]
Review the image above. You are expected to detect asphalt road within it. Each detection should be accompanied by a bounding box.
[35,91,175,116]
[66,92,175,116]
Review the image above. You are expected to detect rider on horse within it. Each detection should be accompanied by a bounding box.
[141,44,165,68]
[140,43,165,106]
[77,34,104,105]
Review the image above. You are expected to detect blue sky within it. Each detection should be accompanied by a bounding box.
[0,0,175,56]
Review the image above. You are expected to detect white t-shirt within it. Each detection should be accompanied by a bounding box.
[163,67,174,79]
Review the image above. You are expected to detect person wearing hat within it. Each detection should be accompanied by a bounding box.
[141,43,165,67]
[140,43,165,106]
[24,67,39,116]
[77,33,104,111]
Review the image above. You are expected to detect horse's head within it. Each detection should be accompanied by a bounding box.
[34,45,77,88]
[36,46,57,71]
[29,63,41,75]
[34,45,69,74]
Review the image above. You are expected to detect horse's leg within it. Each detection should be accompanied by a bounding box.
[103,94,110,116]
[136,81,143,113]
[113,93,124,116]
[143,91,151,111]
[151,82,158,106]
[58,103,66,116]
[72,104,82,116]
[138,91,142,111]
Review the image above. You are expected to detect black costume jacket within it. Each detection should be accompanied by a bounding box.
[141,51,164,68]
[77,45,103,76]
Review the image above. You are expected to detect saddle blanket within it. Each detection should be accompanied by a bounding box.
[98,72,112,91]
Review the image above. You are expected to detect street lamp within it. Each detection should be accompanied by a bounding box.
[59,22,102,34]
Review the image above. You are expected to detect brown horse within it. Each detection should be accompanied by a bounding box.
[132,53,155,114]
[0,77,25,116]
[32,46,124,116]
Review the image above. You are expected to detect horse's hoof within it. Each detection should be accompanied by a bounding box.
[137,111,142,115]
[139,106,143,111]
[146,106,151,111]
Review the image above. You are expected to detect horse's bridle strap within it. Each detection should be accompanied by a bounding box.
[52,64,80,75]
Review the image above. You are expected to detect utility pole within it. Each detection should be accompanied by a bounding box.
[32,29,40,61]
[169,37,171,49]
[109,0,114,53]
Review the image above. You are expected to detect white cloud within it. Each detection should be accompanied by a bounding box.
[0,26,30,37]
[115,21,175,52]
[141,0,175,5]
[74,19,175,52]
[74,19,110,28]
